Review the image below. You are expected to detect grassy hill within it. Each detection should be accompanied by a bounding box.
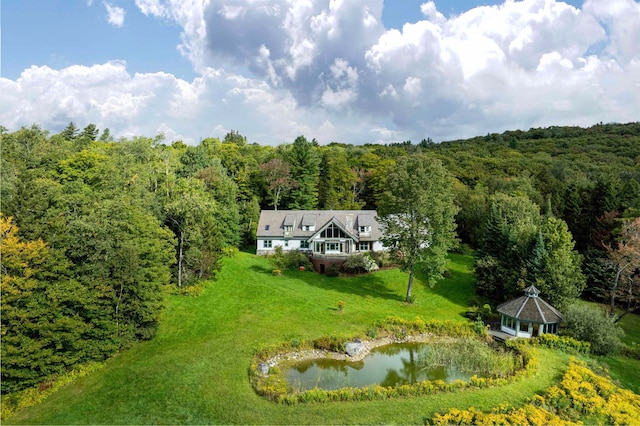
[5,252,632,424]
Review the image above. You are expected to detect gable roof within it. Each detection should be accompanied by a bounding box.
[256,210,381,241]
[497,289,563,324]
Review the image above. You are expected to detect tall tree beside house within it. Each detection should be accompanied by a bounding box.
[377,155,458,303]
[286,135,320,209]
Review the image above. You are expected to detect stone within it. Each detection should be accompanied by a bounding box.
[257,363,269,376]
[345,341,365,357]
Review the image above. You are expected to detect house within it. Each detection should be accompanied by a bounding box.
[496,285,563,338]
[256,210,385,273]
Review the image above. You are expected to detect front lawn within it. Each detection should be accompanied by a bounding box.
[4,253,572,424]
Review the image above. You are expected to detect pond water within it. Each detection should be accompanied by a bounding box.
[285,343,480,391]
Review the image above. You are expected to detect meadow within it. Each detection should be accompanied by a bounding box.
[5,252,637,424]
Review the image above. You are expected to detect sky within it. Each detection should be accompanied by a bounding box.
[1,0,639,145]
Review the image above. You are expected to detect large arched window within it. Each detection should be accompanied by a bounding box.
[320,223,346,239]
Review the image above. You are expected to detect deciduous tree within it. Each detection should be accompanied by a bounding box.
[377,155,458,302]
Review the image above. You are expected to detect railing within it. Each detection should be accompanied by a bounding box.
[312,253,350,261]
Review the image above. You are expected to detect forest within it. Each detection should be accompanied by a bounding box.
[2,121,640,395]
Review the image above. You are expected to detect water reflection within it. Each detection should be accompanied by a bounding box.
[286,343,477,391]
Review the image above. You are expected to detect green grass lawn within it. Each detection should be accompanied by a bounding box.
[618,311,640,346]
[7,253,572,424]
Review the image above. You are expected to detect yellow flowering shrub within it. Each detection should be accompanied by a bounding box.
[428,358,640,425]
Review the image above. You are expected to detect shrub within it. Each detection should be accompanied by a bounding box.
[342,253,379,274]
[369,251,393,268]
[325,264,341,277]
[562,304,624,355]
[268,247,312,271]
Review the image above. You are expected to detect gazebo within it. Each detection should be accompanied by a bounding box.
[496,286,563,338]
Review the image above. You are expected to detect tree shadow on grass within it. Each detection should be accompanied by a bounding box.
[248,263,403,302]
[296,271,405,302]
[413,254,476,318]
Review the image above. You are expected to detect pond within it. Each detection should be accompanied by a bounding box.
[285,342,485,391]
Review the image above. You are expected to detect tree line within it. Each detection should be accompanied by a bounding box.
[1,121,639,392]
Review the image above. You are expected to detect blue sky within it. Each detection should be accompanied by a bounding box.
[1,0,638,145]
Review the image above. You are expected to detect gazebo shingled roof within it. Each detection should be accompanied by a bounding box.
[496,286,563,324]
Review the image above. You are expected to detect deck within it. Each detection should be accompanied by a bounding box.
[489,329,515,343]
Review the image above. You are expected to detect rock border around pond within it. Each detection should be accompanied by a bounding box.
[264,333,450,368]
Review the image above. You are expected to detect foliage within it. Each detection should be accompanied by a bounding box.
[605,217,640,317]
[267,246,312,271]
[417,338,516,378]
[563,304,625,355]
[369,250,393,268]
[285,136,320,209]
[476,193,585,307]
[532,334,591,355]
[342,253,379,274]
[429,358,640,426]
[1,362,103,420]
[325,263,341,277]
[378,155,458,302]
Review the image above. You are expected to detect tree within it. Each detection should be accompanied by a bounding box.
[605,217,640,319]
[79,123,99,141]
[259,158,293,210]
[60,122,79,140]
[377,155,458,302]
[533,216,586,309]
[563,304,624,355]
[286,136,320,209]
[1,215,96,392]
[164,178,224,287]
[99,128,113,142]
[318,147,365,209]
[476,193,540,302]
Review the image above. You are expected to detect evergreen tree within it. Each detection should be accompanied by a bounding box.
[60,122,79,140]
[286,136,320,210]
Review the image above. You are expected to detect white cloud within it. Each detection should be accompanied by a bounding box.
[3,0,640,146]
[104,2,125,27]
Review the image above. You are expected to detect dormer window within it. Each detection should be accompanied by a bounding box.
[265,225,270,230]
[284,225,293,232]
[359,226,371,233]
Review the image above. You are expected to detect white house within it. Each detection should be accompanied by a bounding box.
[256,210,385,273]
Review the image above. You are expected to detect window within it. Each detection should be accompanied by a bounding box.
[265,225,270,230]
[284,240,289,247]
[326,242,342,252]
[284,225,293,232]
[300,241,310,249]
[303,225,312,231]
[359,242,370,251]
[263,240,272,248]
[503,316,515,329]
[320,223,346,238]
[519,322,529,333]
[359,226,371,233]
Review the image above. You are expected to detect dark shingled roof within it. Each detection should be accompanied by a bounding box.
[497,287,563,324]
[257,210,381,241]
